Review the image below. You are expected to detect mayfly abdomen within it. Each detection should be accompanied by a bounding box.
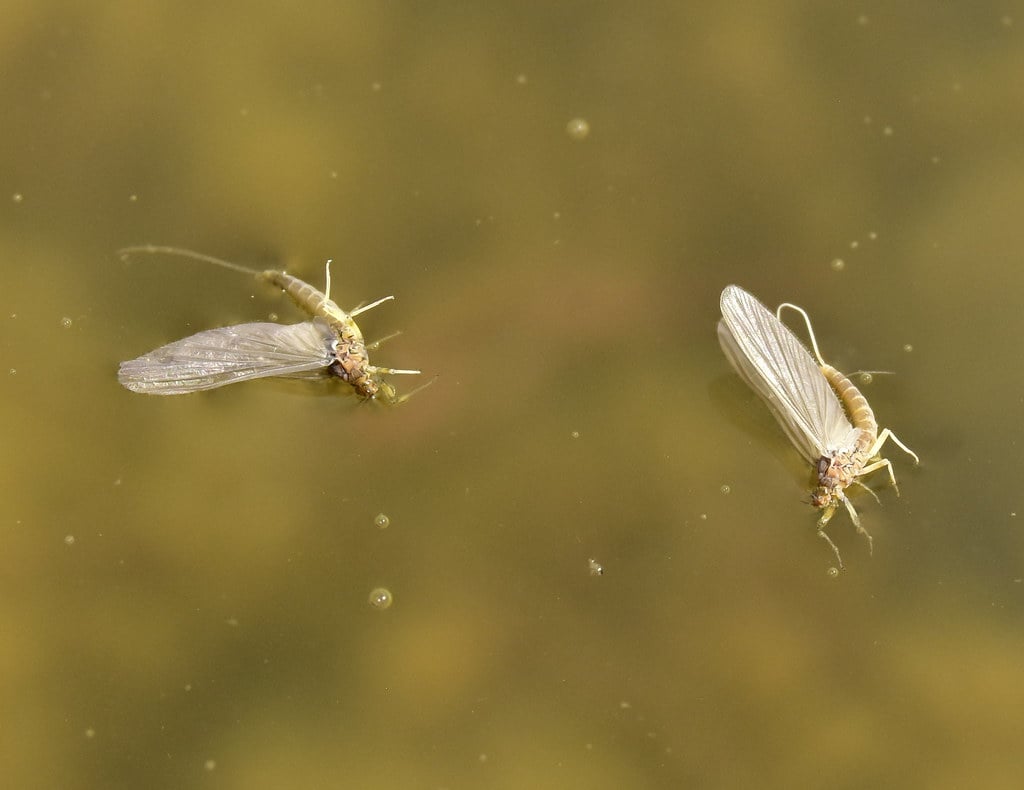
[259,270,348,328]
[820,364,878,451]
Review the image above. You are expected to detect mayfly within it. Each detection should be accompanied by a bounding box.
[717,285,918,567]
[117,245,423,404]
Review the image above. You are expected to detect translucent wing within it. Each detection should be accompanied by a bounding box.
[119,319,336,395]
[718,285,858,461]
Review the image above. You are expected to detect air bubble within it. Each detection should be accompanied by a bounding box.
[373,513,390,529]
[368,587,393,610]
[566,118,591,140]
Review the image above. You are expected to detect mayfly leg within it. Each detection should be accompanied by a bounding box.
[375,374,438,405]
[817,495,872,568]
[867,428,920,466]
[350,295,396,317]
[366,330,403,351]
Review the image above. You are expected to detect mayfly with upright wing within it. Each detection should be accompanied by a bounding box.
[717,285,919,567]
[117,246,425,405]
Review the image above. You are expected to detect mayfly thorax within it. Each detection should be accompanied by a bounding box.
[717,285,919,567]
[117,245,423,404]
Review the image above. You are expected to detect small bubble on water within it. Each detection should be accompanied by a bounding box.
[64,535,75,546]
[827,566,840,578]
[84,727,96,739]
[849,240,860,250]
[588,558,604,576]
[60,316,73,329]
[8,369,15,376]
[204,759,217,772]
[566,118,591,140]
[903,343,914,353]
[720,484,731,494]
[570,430,580,439]
[12,193,23,204]
[868,231,878,240]
[859,372,874,385]
[128,194,138,202]
[882,125,894,136]
[373,513,390,529]
[368,587,393,610]
[830,258,846,272]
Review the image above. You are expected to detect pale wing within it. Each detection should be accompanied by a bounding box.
[119,320,336,395]
[718,285,855,461]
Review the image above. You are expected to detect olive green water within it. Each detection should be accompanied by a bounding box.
[3,4,1024,789]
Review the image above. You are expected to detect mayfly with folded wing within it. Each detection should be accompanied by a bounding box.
[718,285,919,567]
[117,246,425,405]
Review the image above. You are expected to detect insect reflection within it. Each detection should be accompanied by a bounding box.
[118,246,423,404]
[718,285,918,567]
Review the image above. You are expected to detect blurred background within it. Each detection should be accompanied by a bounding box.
[2,2,1023,788]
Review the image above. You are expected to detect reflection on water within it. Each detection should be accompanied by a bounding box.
[3,3,1024,788]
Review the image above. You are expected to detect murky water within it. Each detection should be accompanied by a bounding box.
[3,4,1024,788]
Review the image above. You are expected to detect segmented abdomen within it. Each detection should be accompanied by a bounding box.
[821,364,877,452]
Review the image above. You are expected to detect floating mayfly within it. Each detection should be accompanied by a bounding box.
[118,246,423,404]
[717,285,918,567]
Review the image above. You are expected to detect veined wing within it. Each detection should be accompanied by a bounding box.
[718,285,857,461]
[119,319,336,395]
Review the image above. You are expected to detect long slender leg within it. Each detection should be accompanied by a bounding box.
[366,330,403,351]
[369,365,421,376]
[867,428,920,465]
[849,478,882,504]
[857,457,898,494]
[375,374,437,405]
[349,295,395,317]
[842,496,873,556]
[816,504,845,568]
